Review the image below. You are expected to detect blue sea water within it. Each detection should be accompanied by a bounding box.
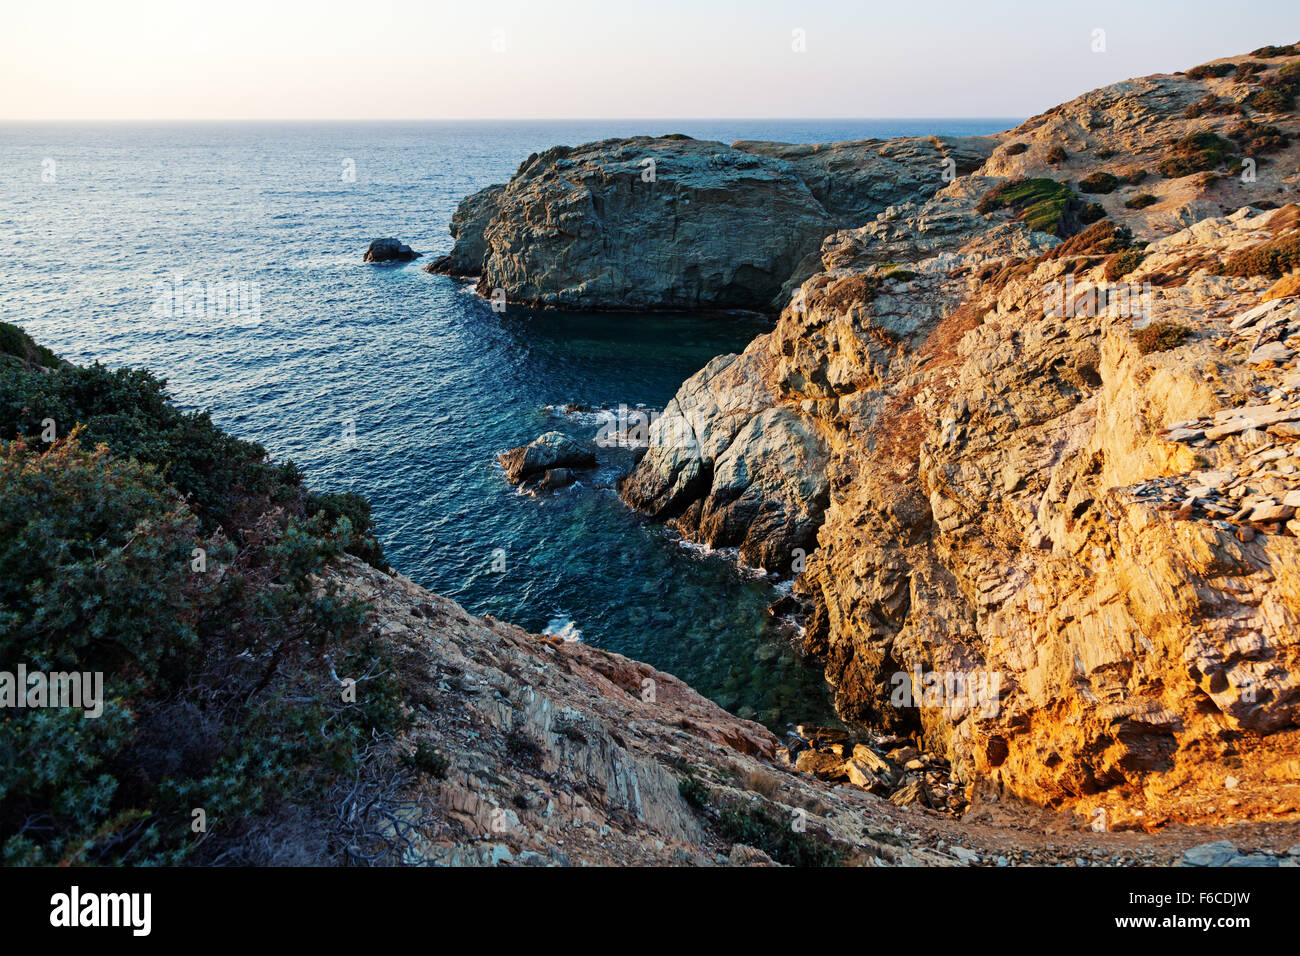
[0,118,1016,729]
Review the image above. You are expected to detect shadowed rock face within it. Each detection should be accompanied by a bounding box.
[424,184,505,277]
[619,46,1300,827]
[430,134,999,311]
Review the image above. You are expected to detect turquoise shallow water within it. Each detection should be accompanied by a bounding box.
[0,118,1015,729]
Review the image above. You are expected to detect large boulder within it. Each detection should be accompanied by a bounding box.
[364,238,419,263]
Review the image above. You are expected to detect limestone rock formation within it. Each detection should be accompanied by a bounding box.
[424,183,505,276]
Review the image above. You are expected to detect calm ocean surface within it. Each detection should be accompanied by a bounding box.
[0,118,1015,728]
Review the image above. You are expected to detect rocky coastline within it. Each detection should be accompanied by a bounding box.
[432,43,1300,833]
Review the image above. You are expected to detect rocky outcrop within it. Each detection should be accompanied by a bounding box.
[364,238,419,263]
[432,134,1001,311]
[618,46,1300,828]
[498,431,597,486]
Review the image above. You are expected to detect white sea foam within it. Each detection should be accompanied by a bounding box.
[543,615,583,643]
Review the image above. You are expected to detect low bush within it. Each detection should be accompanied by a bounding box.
[1229,119,1290,154]
[717,803,843,867]
[1004,142,1028,156]
[1220,233,1300,278]
[0,330,399,865]
[1186,62,1235,80]
[1125,193,1159,210]
[1134,322,1192,355]
[1234,61,1267,82]
[1104,248,1146,281]
[1077,171,1119,194]
[1045,145,1068,165]
[1157,132,1237,178]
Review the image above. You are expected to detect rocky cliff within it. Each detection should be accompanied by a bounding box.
[429,134,996,310]
[441,44,1300,829]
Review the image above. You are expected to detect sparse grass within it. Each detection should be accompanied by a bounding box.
[1134,322,1192,355]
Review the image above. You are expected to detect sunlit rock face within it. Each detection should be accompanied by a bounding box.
[620,44,1300,827]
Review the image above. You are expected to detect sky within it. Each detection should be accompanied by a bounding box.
[2,0,1299,120]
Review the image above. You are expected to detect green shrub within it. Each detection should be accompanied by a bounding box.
[406,740,450,779]
[0,346,385,568]
[1247,86,1295,113]
[1250,44,1298,58]
[678,776,710,809]
[1234,62,1267,82]
[0,324,62,370]
[1078,171,1119,194]
[1157,132,1237,178]
[717,804,843,867]
[0,333,395,866]
[1134,322,1192,355]
[1229,119,1290,154]
[1125,193,1159,210]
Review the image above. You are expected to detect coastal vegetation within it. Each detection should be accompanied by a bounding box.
[0,326,398,865]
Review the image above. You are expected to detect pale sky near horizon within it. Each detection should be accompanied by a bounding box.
[2,0,1299,121]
